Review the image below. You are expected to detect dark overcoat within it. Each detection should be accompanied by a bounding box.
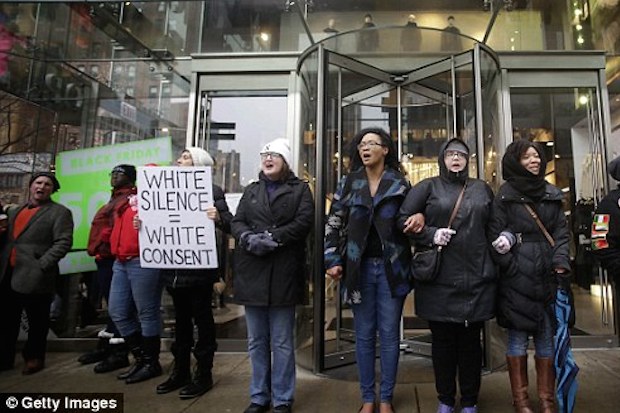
[231,172,314,306]
[0,202,73,295]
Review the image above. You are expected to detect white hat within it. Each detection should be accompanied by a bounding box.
[186,147,214,167]
[260,138,291,167]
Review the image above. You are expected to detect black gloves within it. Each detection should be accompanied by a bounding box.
[240,231,279,256]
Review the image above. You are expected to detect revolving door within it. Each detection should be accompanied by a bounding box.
[296,42,502,372]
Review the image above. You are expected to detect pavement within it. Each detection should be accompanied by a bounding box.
[1,349,620,412]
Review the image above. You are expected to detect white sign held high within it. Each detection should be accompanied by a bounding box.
[137,166,218,269]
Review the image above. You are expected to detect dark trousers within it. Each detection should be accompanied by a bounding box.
[169,285,217,366]
[429,320,484,408]
[95,258,120,337]
[0,267,53,368]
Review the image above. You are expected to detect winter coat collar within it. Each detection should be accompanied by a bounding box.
[499,181,564,203]
[346,167,408,206]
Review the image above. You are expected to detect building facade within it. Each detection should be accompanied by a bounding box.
[1,1,620,373]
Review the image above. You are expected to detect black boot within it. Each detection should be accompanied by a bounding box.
[156,346,191,394]
[78,337,110,365]
[178,351,214,399]
[125,335,162,384]
[117,333,143,380]
[94,341,129,373]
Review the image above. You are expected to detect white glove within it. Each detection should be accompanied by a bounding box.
[492,235,512,254]
[492,231,516,254]
[433,228,456,246]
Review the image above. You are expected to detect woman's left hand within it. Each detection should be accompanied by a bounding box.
[403,213,425,234]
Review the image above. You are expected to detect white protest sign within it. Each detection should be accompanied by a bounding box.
[137,166,218,269]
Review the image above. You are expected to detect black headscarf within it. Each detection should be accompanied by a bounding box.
[502,140,547,201]
[607,155,620,182]
[439,138,470,184]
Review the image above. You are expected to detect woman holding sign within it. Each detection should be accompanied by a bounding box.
[232,139,314,413]
[156,147,233,399]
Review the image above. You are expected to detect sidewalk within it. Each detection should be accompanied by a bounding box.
[1,349,620,412]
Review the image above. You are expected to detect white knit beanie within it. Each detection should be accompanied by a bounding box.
[260,138,291,167]
[186,147,214,167]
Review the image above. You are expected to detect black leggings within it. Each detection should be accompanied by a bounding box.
[429,320,483,408]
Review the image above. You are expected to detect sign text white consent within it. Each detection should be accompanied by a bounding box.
[137,166,218,269]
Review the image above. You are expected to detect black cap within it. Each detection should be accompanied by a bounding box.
[111,164,137,183]
[29,172,61,193]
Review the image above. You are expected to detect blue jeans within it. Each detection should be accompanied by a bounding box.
[506,309,554,358]
[245,305,296,407]
[352,258,406,403]
[109,258,162,338]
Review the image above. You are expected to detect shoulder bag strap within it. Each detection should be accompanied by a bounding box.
[523,203,555,247]
[447,181,467,229]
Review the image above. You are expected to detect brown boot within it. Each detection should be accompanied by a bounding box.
[506,355,534,413]
[535,357,557,413]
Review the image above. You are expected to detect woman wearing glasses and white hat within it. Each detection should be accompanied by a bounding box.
[232,138,314,413]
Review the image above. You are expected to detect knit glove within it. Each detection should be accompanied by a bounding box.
[246,232,279,256]
[433,228,456,246]
[492,231,516,254]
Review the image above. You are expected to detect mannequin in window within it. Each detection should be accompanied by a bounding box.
[357,13,379,52]
[440,15,464,52]
[323,18,338,35]
[401,14,421,52]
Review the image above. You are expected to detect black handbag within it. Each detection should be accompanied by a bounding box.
[411,183,466,282]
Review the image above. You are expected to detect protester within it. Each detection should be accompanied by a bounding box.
[489,140,570,413]
[325,127,412,413]
[78,164,137,373]
[398,138,496,413]
[591,155,620,290]
[0,172,73,374]
[156,147,232,399]
[232,138,314,413]
[108,171,162,384]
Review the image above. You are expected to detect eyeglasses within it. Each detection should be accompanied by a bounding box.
[260,152,282,160]
[357,141,384,150]
[444,150,467,159]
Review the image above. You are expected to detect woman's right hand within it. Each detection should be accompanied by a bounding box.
[403,213,425,234]
[326,265,343,281]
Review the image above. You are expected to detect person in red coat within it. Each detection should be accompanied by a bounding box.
[77,164,137,373]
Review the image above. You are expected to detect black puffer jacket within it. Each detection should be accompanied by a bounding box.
[398,139,496,324]
[489,182,570,332]
[161,184,232,289]
[231,172,314,306]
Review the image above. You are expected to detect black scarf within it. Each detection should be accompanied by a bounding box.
[502,140,547,201]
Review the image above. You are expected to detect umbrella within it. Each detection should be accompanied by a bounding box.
[554,288,579,413]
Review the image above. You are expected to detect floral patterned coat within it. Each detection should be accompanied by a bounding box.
[324,167,412,303]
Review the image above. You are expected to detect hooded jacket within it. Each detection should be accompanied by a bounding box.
[489,142,570,332]
[397,139,496,324]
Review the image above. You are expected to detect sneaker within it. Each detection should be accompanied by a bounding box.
[436,403,454,413]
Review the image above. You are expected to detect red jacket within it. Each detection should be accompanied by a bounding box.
[87,186,136,259]
[110,193,139,262]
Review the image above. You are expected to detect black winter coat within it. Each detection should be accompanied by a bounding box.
[398,176,496,324]
[161,184,233,289]
[591,188,620,280]
[489,182,570,332]
[231,172,314,306]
